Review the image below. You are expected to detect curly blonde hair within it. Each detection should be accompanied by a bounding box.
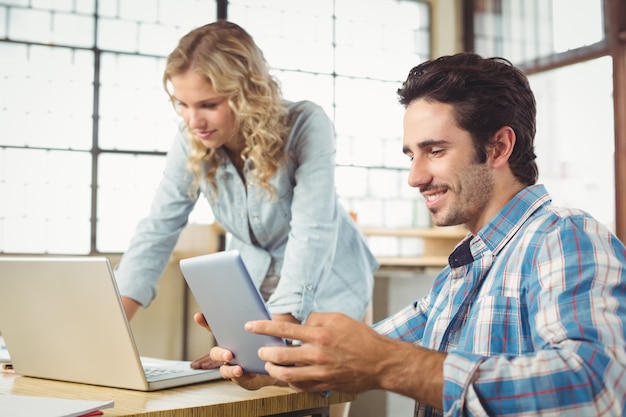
[163,20,288,198]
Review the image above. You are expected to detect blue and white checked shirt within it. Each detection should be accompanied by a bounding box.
[374,184,626,416]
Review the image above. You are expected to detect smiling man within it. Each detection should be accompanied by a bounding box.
[208,53,626,416]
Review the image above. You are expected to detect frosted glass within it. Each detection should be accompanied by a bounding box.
[0,149,91,254]
[8,8,51,43]
[0,7,6,38]
[531,57,614,231]
[273,71,334,119]
[32,0,73,11]
[335,77,403,141]
[98,18,138,52]
[552,0,603,52]
[229,4,334,74]
[137,22,179,56]
[157,0,217,27]
[97,153,214,252]
[118,0,158,21]
[0,0,432,255]
[97,154,166,252]
[52,12,94,47]
[336,166,369,198]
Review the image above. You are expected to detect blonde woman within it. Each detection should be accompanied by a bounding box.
[114,21,377,412]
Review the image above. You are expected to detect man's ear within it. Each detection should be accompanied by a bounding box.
[489,126,516,168]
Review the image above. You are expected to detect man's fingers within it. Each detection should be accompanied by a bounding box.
[246,319,310,342]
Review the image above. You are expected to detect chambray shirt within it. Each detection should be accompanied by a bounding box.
[115,100,377,322]
[374,184,626,416]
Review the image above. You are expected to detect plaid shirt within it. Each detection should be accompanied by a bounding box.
[374,184,626,416]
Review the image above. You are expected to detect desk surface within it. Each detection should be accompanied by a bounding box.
[0,373,356,417]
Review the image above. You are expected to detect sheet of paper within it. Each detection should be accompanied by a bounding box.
[0,393,114,417]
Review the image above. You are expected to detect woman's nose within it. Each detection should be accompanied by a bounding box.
[186,108,202,129]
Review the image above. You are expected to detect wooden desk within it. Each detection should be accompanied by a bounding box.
[0,373,356,417]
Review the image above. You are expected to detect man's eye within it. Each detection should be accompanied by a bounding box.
[431,148,444,156]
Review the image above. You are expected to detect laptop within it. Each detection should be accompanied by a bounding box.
[0,256,221,391]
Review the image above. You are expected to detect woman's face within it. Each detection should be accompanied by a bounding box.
[170,71,239,151]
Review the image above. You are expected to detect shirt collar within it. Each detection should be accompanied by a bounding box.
[476,184,552,255]
[446,184,552,268]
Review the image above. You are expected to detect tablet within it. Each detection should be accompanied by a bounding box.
[180,250,287,374]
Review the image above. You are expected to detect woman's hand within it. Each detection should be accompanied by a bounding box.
[209,345,279,390]
[191,310,281,390]
[189,312,224,370]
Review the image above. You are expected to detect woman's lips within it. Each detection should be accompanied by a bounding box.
[195,130,215,139]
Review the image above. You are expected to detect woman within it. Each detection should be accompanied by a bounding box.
[114,20,377,367]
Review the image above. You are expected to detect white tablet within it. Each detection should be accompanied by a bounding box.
[180,250,287,374]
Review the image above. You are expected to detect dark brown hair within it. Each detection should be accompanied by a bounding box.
[398,52,538,185]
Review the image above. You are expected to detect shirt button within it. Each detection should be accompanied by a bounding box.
[306,284,313,291]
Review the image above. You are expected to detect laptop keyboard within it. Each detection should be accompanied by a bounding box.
[143,366,187,380]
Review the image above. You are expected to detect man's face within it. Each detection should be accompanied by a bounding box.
[402,99,494,234]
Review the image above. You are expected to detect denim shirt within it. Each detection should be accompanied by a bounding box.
[115,100,378,322]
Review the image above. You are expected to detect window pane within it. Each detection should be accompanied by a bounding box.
[0,148,92,254]
[97,154,214,252]
[273,70,335,118]
[0,44,93,149]
[335,0,430,80]
[97,0,216,55]
[0,7,7,38]
[8,8,52,43]
[334,77,404,165]
[52,12,95,47]
[531,57,615,231]
[97,154,167,252]
[552,0,603,53]
[99,53,177,152]
[474,0,604,64]
[229,0,335,74]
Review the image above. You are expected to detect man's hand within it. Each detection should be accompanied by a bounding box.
[245,311,446,409]
[246,312,387,393]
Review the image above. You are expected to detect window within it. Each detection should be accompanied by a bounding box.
[0,0,431,255]
[468,0,624,236]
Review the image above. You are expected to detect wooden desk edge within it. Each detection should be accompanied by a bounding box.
[0,374,356,417]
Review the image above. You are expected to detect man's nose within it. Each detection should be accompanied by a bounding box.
[407,158,431,189]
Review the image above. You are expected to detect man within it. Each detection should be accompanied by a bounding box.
[208,53,626,415]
